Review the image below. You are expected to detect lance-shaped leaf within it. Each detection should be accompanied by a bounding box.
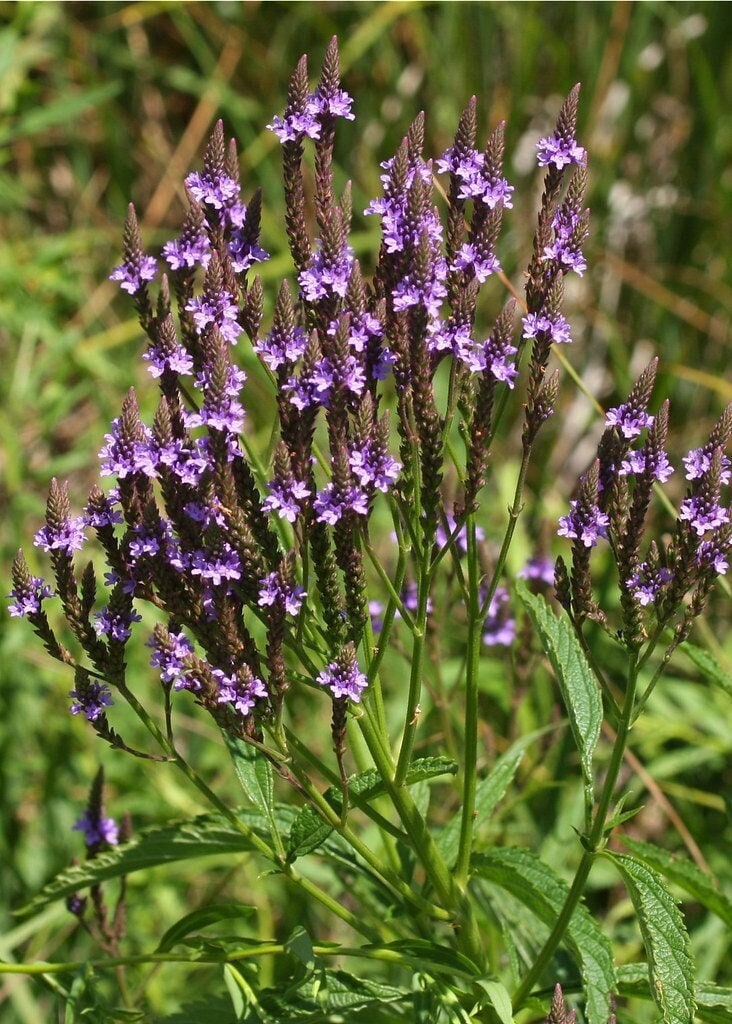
[18,812,272,918]
[622,837,732,929]
[156,903,257,953]
[516,581,601,796]
[609,852,696,1024]
[473,847,615,1024]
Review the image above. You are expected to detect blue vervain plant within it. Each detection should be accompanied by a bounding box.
[7,37,732,1023]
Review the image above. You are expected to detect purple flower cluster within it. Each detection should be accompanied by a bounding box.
[482,587,516,647]
[317,643,368,703]
[558,499,610,549]
[69,681,114,722]
[268,84,354,143]
[73,809,119,848]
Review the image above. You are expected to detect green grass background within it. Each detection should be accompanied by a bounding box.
[1,2,731,1020]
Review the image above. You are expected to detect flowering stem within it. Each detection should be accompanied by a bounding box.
[454,515,481,887]
[512,651,640,1009]
[395,537,432,786]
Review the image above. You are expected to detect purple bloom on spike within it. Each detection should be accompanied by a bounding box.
[619,449,674,483]
[8,575,53,618]
[311,85,355,121]
[482,587,516,647]
[263,477,312,523]
[186,291,242,346]
[69,681,113,721]
[299,239,354,302]
[349,442,401,493]
[313,483,369,525]
[558,500,610,548]
[84,495,124,529]
[93,606,142,643]
[452,243,501,282]
[185,170,240,211]
[268,103,321,143]
[229,232,269,274]
[627,564,674,606]
[142,342,194,379]
[317,643,367,703]
[605,404,654,440]
[522,312,572,345]
[190,545,242,587]
[679,497,730,537]
[255,324,308,370]
[148,629,196,690]
[257,572,306,615]
[543,208,587,276]
[34,516,86,555]
[73,810,119,848]
[110,253,157,294]
[163,231,211,271]
[536,134,587,169]
[683,447,732,485]
[214,669,268,717]
[697,538,730,576]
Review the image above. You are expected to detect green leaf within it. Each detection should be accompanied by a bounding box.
[225,734,282,851]
[436,730,545,866]
[376,939,481,979]
[473,848,615,1024]
[286,806,333,862]
[516,580,602,794]
[617,965,731,1023]
[156,995,242,1024]
[155,903,256,953]
[17,812,267,917]
[476,979,515,1024]
[676,637,732,695]
[609,852,696,1024]
[622,837,732,928]
[224,734,274,817]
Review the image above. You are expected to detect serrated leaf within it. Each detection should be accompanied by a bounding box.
[286,806,332,862]
[224,734,274,817]
[17,812,266,917]
[610,852,696,1024]
[473,848,615,1024]
[477,979,515,1024]
[436,731,544,866]
[155,902,256,953]
[516,580,601,793]
[622,837,732,928]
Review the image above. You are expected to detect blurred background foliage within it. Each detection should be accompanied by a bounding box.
[0,3,731,1021]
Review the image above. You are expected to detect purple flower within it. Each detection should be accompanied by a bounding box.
[109,253,157,295]
[99,419,156,479]
[190,544,242,586]
[604,404,654,440]
[369,600,385,633]
[543,207,587,276]
[69,681,113,721]
[482,587,516,647]
[456,328,518,384]
[34,516,86,555]
[436,147,514,209]
[8,575,53,618]
[299,239,354,303]
[522,312,572,346]
[627,563,674,606]
[683,447,732,485]
[519,556,556,586]
[679,496,730,537]
[317,643,367,703]
[397,581,433,619]
[148,629,196,690]
[214,668,267,717]
[186,291,242,346]
[452,243,502,282]
[536,133,587,170]
[84,495,124,529]
[619,449,674,483]
[558,500,610,548]
[93,606,142,643]
[255,324,308,370]
[185,170,240,211]
[142,342,194,379]
[313,483,369,525]
[163,230,211,271]
[262,477,312,523]
[228,232,269,274]
[349,442,401,493]
[257,572,306,615]
[311,85,355,121]
[73,810,119,848]
[697,538,730,576]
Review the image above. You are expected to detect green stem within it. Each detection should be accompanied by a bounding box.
[454,515,481,887]
[395,537,432,786]
[512,652,640,1009]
